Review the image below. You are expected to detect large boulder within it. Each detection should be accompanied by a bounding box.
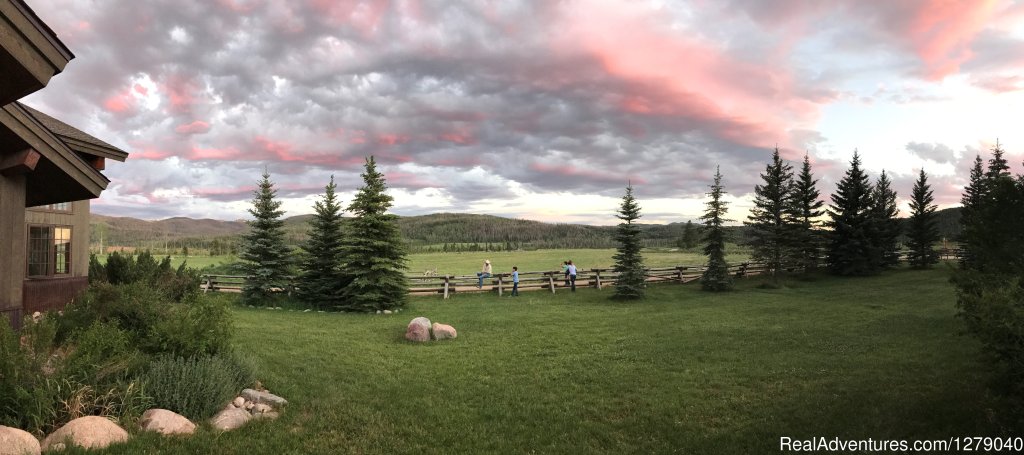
[41,416,128,451]
[139,409,196,436]
[240,389,288,407]
[405,323,430,342]
[209,408,252,431]
[409,317,431,331]
[432,323,457,340]
[0,425,40,455]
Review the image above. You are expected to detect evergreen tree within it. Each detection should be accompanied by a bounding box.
[297,176,347,310]
[701,167,733,291]
[340,156,408,312]
[612,184,645,300]
[678,220,699,249]
[744,147,798,283]
[826,151,877,276]
[906,170,939,268]
[240,169,292,305]
[869,170,901,268]
[792,153,825,270]
[958,155,985,268]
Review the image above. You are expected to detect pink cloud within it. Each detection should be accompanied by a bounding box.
[159,74,203,115]
[130,147,173,161]
[899,0,1001,80]
[187,146,242,160]
[972,74,1024,93]
[133,84,149,96]
[554,0,819,149]
[103,89,135,114]
[385,171,438,189]
[308,0,390,38]
[376,133,411,146]
[175,120,211,135]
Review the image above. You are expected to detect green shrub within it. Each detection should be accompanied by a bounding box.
[91,251,201,302]
[143,354,256,421]
[57,282,165,345]
[147,296,232,357]
[63,321,147,385]
[953,270,1024,390]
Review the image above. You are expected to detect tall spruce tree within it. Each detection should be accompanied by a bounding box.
[906,170,939,268]
[744,147,798,283]
[678,220,699,249]
[958,155,985,268]
[612,183,645,300]
[340,156,408,312]
[240,169,292,305]
[701,167,733,291]
[297,176,347,310]
[869,170,901,268]
[826,151,877,276]
[793,153,825,270]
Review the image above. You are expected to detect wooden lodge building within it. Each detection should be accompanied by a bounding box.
[1,0,127,328]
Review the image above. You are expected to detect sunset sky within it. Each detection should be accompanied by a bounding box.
[22,0,1024,224]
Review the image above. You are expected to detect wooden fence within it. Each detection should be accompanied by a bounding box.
[201,261,783,298]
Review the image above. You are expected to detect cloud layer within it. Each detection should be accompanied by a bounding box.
[22,0,1024,222]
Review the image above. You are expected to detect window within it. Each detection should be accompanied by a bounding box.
[27,226,71,277]
[29,202,72,212]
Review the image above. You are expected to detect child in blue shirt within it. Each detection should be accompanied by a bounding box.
[511,266,519,297]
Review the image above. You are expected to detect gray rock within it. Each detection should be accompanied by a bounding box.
[0,425,40,455]
[240,389,289,407]
[42,416,128,451]
[432,323,458,340]
[139,409,196,436]
[376,310,382,314]
[209,408,251,431]
[303,309,311,312]
[409,317,431,331]
[383,310,393,315]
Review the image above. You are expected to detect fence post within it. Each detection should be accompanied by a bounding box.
[676,267,684,283]
[443,276,450,299]
[203,275,211,293]
[497,274,503,296]
[548,273,556,293]
[594,269,602,289]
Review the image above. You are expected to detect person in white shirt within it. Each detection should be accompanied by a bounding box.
[477,260,492,289]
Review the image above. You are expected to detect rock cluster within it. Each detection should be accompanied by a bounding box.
[404,317,458,342]
[210,388,288,431]
[0,388,289,452]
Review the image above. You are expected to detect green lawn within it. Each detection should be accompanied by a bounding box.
[82,267,1014,454]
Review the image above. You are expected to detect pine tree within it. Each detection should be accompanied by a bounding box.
[297,176,347,310]
[744,147,798,283]
[906,170,939,268]
[701,167,733,291]
[959,155,985,268]
[869,170,901,268]
[679,220,699,249]
[985,139,1010,180]
[340,156,408,312]
[792,153,825,270]
[240,169,292,305]
[612,183,645,300]
[826,151,877,276]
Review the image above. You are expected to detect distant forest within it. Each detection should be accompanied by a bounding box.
[90,207,963,255]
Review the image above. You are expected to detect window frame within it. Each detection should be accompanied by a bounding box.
[28,202,73,213]
[26,224,73,278]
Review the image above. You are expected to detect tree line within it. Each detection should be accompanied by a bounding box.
[241,156,407,312]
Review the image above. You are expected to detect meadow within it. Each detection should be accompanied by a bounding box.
[94,246,752,276]
[72,265,1016,454]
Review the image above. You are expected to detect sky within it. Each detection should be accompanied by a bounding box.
[21,0,1024,225]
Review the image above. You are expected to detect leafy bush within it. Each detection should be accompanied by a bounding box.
[63,321,146,385]
[953,271,1024,389]
[90,251,201,302]
[143,353,256,421]
[147,297,232,357]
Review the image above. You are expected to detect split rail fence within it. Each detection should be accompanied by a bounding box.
[201,262,785,298]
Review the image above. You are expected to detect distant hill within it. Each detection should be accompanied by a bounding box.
[90,207,963,253]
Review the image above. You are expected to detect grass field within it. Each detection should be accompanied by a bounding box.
[94,247,750,276]
[78,266,1018,454]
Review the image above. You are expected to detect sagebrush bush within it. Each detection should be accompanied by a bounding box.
[89,251,201,302]
[143,353,257,420]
